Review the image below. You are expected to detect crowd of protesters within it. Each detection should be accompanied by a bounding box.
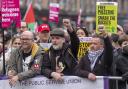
[0,18,128,89]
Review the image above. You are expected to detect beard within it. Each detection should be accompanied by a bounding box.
[52,43,63,50]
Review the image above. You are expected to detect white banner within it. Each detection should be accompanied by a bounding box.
[0,76,108,89]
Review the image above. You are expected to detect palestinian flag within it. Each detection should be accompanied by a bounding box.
[23,2,36,32]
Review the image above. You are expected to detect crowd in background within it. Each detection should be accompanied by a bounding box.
[0,18,128,89]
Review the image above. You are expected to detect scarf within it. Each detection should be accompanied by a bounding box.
[88,49,103,70]
[31,43,39,58]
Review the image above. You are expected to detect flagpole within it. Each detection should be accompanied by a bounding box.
[96,76,122,80]
[77,8,82,27]
[0,0,5,75]
[0,20,6,75]
[2,28,6,75]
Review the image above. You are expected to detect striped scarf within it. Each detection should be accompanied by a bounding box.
[88,49,103,70]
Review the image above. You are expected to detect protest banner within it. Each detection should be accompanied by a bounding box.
[77,37,92,60]
[1,0,21,28]
[49,3,60,23]
[96,2,118,34]
[0,76,109,89]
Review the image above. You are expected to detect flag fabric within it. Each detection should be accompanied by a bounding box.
[23,2,36,32]
[24,2,35,23]
[27,23,37,32]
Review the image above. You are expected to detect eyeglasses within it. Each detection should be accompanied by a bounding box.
[20,38,33,41]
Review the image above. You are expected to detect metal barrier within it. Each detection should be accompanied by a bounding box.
[0,76,127,89]
[96,76,127,89]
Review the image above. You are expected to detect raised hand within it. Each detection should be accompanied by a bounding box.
[63,19,73,32]
[98,25,107,38]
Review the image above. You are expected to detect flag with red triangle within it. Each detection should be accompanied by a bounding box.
[24,2,35,23]
[23,2,36,32]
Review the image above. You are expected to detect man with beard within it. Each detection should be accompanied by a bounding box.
[7,31,43,86]
[41,19,79,80]
[74,25,113,80]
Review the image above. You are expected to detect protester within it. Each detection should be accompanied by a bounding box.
[16,21,28,36]
[123,21,128,35]
[111,33,120,50]
[62,20,70,43]
[41,19,79,80]
[112,34,128,89]
[0,36,21,74]
[7,31,42,86]
[76,27,89,37]
[63,30,70,43]
[9,36,21,49]
[74,25,113,81]
[117,25,124,36]
[36,23,52,54]
[37,24,51,43]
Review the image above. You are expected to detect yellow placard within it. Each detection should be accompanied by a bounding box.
[96,2,118,34]
[77,37,92,61]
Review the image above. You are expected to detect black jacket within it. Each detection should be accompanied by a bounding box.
[41,31,79,78]
[74,36,113,78]
[115,52,128,89]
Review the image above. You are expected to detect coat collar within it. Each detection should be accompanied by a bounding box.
[18,43,39,62]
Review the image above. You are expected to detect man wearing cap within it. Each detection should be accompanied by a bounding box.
[37,24,51,43]
[37,24,52,53]
[41,19,79,80]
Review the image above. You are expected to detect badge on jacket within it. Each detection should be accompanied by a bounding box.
[33,60,40,69]
[34,64,40,69]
